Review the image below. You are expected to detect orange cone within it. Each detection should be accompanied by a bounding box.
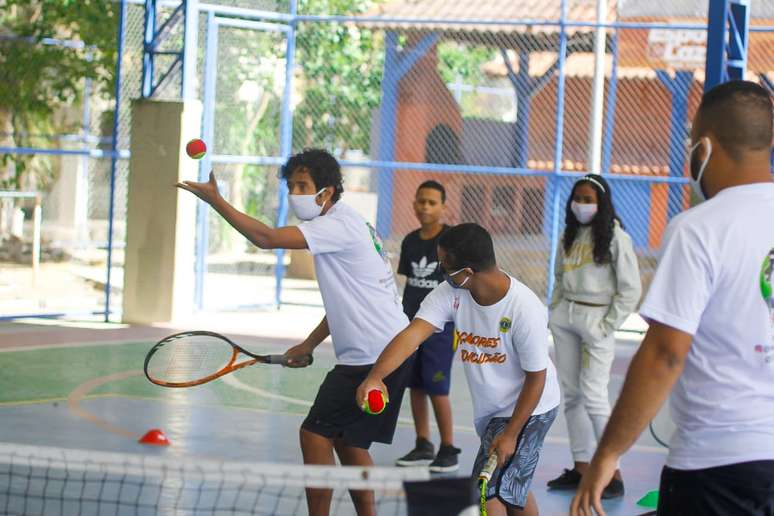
[138,428,171,446]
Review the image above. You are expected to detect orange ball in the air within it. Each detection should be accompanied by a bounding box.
[186,138,207,159]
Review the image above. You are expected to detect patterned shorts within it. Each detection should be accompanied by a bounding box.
[472,408,558,509]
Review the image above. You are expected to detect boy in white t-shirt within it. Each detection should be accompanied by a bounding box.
[572,81,774,516]
[177,149,412,516]
[357,223,560,516]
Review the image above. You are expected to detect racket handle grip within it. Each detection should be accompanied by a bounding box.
[479,454,498,482]
[268,354,313,367]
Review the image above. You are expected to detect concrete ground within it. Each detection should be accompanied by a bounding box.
[0,306,664,515]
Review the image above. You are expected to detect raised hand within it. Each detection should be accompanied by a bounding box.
[176,171,221,204]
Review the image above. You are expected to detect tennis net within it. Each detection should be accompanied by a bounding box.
[0,442,434,515]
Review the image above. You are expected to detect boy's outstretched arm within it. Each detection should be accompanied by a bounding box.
[177,172,307,249]
[356,318,436,404]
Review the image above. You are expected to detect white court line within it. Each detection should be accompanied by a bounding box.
[221,374,666,454]
[3,339,665,455]
[220,373,475,431]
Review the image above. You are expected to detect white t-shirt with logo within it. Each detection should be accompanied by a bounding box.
[298,202,409,365]
[640,182,774,470]
[416,276,561,436]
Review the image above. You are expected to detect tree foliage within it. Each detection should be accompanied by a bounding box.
[292,0,384,157]
[0,0,118,189]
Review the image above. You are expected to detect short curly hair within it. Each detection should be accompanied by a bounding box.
[280,149,344,203]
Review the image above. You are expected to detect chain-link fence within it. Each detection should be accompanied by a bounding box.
[2,0,774,318]
[176,0,772,310]
[0,10,122,317]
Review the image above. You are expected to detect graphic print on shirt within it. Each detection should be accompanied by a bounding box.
[408,256,439,289]
[758,247,774,364]
[563,240,594,273]
[454,328,508,365]
[366,222,386,260]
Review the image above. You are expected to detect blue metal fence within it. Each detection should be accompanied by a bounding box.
[1,0,771,320]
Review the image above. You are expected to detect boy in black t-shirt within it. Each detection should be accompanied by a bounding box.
[395,180,460,472]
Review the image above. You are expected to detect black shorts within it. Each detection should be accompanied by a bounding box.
[301,354,414,449]
[657,461,774,516]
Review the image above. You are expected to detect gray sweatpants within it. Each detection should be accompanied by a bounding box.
[549,299,616,463]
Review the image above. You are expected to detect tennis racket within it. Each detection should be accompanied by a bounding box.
[144,330,313,388]
[649,396,676,448]
[478,454,498,516]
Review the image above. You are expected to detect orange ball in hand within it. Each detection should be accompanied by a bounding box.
[362,389,387,415]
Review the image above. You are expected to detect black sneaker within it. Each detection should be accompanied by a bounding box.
[395,438,435,467]
[429,444,461,473]
[547,468,582,490]
[601,477,625,499]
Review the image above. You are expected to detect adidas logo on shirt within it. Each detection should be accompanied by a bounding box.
[411,256,438,278]
[408,256,440,289]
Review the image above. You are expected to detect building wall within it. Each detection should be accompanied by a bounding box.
[389,55,701,250]
[388,42,464,238]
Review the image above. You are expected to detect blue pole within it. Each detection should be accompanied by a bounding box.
[515,49,530,168]
[274,0,297,309]
[601,29,618,174]
[105,0,127,321]
[80,52,93,244]
[375,31,400,239]
[704,0,749,91]
[656,70,692,219]
[726,0,750,81]
[142,0,156,97]
[546,0,568,305]
[705,0,729,91]
[669,71,691,218]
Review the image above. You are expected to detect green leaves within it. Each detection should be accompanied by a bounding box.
[0,0,118,189]
[293,0,385,156]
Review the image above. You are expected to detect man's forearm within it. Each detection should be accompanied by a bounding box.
[303,317,330,349]
[504,370,545,438]
[370,321,433,381]
[210,195,274,248]
[596,333,685,458]
[370,335,417,380]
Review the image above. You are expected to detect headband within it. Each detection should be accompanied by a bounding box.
[580,176,606,194]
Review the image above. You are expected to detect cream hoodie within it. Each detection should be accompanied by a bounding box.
[550,221,642,335]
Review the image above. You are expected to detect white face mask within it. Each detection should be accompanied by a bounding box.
[289,188,327,221]
[571,201,598,225]
[444,268,470,289]
[687,137,712,202]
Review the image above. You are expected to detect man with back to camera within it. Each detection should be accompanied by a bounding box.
[177,149,414,516]
[571,81,774,515]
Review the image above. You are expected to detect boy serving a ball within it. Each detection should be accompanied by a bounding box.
[177,149,414,516]
[357,223,560,516]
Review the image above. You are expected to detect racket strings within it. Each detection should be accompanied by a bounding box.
[164,344,212,377]
[146,335,236,385]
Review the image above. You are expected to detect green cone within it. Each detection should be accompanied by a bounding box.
[637,490,659,508]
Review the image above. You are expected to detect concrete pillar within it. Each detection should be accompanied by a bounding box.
[122,99,201,324]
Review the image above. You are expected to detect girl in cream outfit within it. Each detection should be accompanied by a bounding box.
[546,174,641,499]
